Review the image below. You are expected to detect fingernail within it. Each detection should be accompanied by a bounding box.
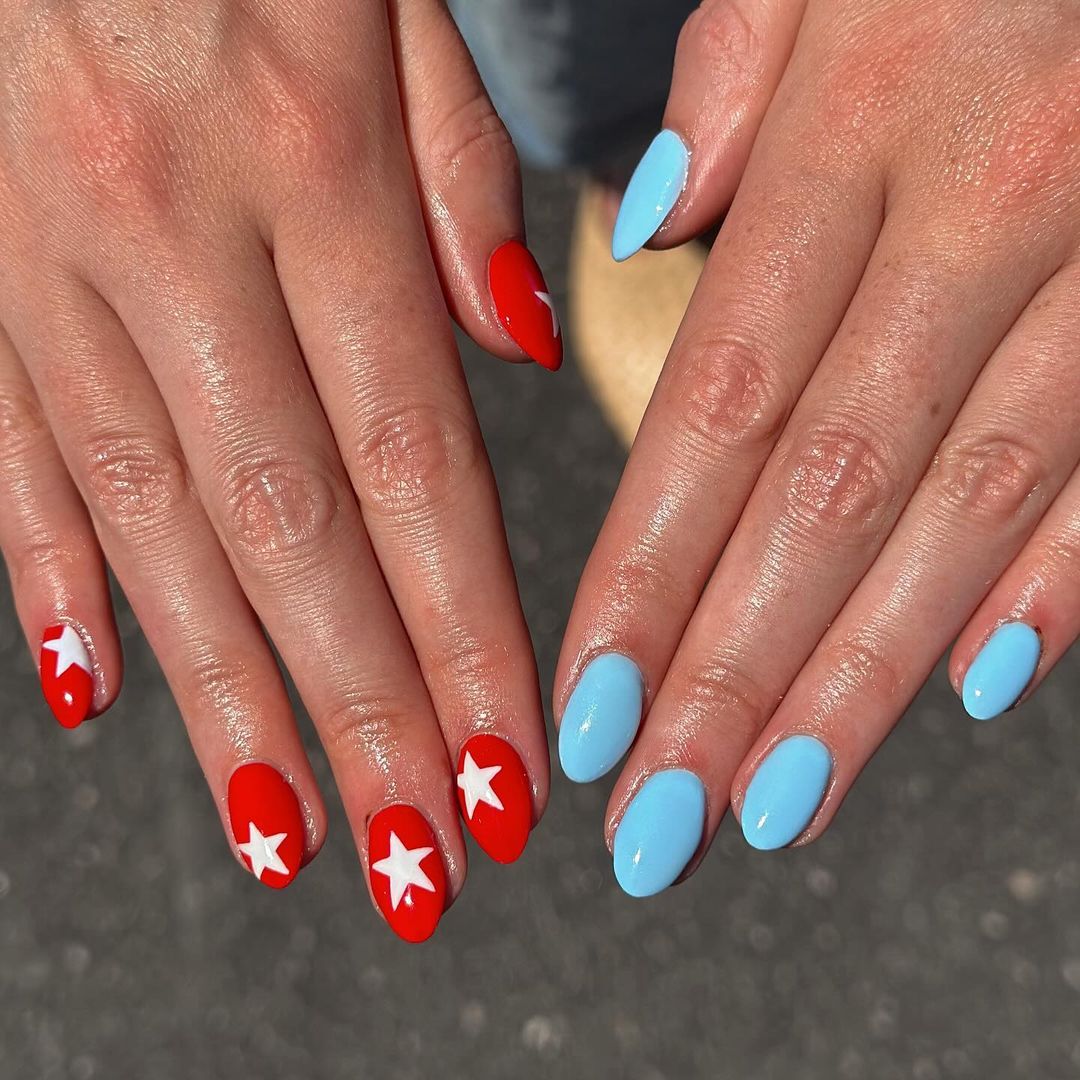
[611,129,690,262]
[369,805,446,943]
[456,733,531,864]
[741,735,832,851]
[613,769,706,897]
[488,240,562,370]
[558,652,644,783]
[39,623,94,729]
[228,763,305,889]
[962,621,1041,720]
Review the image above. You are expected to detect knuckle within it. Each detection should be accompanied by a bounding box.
[0,382,47,459]
[249,57,363,199]
[679,658,772,738]
[422,89,516,188]
[423,630,506,703]
[81,429,190,533]
[932,435,1046,528]
[218,450,342,569]
[354,401,484,516]
[319,695,420,758]
[600,537,684,618]
[51,71,175,220]
[781,422,897,539]
[681,0,765,82]
[674,334,791,457]
[815,637,901,709]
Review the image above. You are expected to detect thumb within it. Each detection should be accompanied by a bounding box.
[390,0,562,371]
[612,0,807,261]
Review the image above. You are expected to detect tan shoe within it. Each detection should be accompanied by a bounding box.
[569,180,706,448]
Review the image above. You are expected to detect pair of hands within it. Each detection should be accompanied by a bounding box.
[4,0,1078,942]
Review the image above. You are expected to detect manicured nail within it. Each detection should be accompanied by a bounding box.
[488,240,562,371]
[369,805,446,943]
[456,734,531,864]
[558,652,644,783]
[39,623,94,729]
[228,763,305,889]
[962,621,1041,720]
[611,129,690,262]
[741,734,832,851]
[613,769,706,898]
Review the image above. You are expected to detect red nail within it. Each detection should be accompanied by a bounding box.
[368,805,446,943]
[39,624,94,729]
[456,734,531,864]
[488,240,563,371]
[228,763,305,889]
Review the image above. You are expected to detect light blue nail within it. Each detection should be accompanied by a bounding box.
[613,769,706,898]
[742,735,832,851]
[611,129,690,262]
[962,622,1041,721]
[558,653,644,783]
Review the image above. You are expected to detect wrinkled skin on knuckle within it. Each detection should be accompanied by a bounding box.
[81,429,191,535]
[931,435,1047,530]
[354,402,484,517]
[673,658,775,745]
[320,694,419,764]
[0,381,47,461]
[420,88,516,192]
[778,422,898,541]
[680,0,768,90]
[674,334,790,457]
[218,452,342,571]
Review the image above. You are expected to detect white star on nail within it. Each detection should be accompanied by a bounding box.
[372,831,435,911]
[237,822,290,881]
[41,625,91,677]
[456,751,504,820]
[535,291,559,338]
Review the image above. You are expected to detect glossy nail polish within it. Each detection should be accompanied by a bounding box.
[369,805,446,943]
[39,623,94,729]
[611,129,690,262]
[962,622,1041,720]
[456,734,531,864]
[741,734,832,851]
[488,240,562,370]
[559,653,645,784]
[228,763,305,889]
[613,769,706,897]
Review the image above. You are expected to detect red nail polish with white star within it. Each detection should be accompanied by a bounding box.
[368,805,446,943]
[456,734,532,864]
[228,763,304,889]
[39,623,94,729]
[488,239,562,371]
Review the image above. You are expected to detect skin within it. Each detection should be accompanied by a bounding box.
[558,0,1080,866]
[0,0,549,918]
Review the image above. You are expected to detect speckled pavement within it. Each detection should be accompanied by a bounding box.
[2,171,1079,1080]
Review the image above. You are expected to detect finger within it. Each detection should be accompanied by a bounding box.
[601,204,1067,893]
[90,219,463,938]
[730,264,1080,849]
[556,115,883,786]
[611,0,807,260]
[269,79,548,864]
[0,321,119,727]
[3,274,325,889]
[951,480,1080,720]
[390,0,562,369]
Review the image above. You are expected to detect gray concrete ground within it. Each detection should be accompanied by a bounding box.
[2,171,1079,1080]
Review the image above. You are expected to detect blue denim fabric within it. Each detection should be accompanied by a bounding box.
[448,0,695,170]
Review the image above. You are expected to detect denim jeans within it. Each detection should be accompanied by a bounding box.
[448,0,696,170]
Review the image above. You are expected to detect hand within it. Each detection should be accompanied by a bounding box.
[558,0,1080,895]
[0,0,558,941]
